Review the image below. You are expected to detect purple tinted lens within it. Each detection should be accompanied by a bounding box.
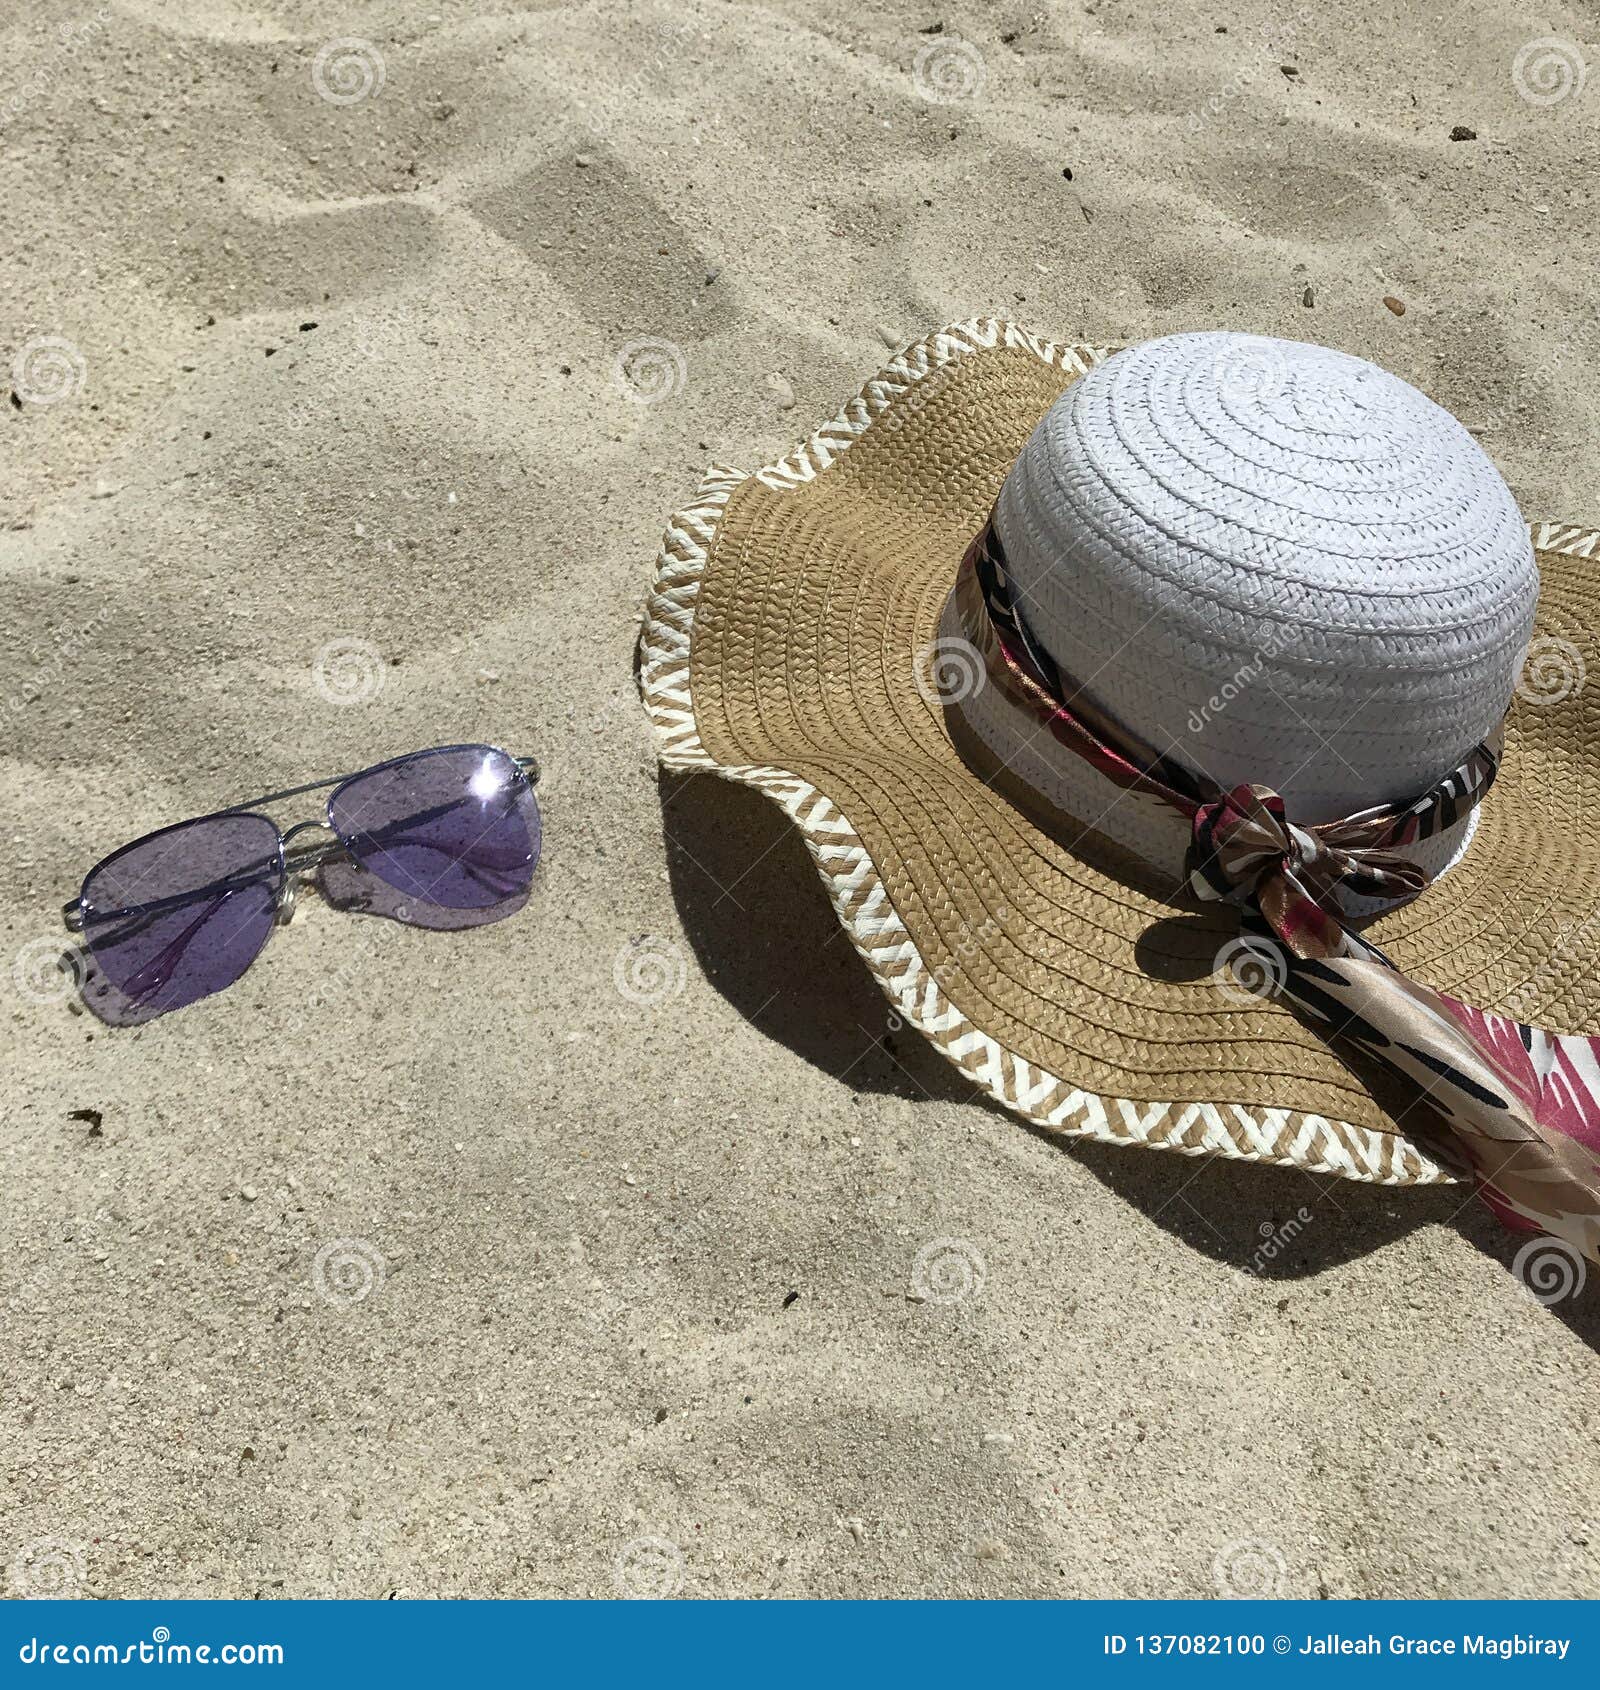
[328,746,539,911]
[79,813,283,1017]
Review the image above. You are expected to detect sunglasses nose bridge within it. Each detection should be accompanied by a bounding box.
[278,822,340,917]
[274,877,298,926]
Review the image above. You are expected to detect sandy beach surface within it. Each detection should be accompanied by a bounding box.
[5,0,1598,1599]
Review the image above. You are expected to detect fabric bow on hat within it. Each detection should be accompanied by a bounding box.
[959,515,1600,1269]
[1189,784,1432,959]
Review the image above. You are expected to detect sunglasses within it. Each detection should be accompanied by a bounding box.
[60,743,542,1024]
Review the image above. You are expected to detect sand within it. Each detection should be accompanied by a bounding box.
[4,0,1598,1600]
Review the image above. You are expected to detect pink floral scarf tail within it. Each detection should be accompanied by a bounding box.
[1269,947,1600,1259]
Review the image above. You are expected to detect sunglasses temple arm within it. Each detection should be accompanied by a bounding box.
[64,863,285,932]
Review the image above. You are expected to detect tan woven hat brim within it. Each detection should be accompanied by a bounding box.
[639,320,1600,1187]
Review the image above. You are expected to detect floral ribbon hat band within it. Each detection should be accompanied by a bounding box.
[639,323,1600,1268]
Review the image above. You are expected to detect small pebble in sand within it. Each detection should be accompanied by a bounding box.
[1302,285,1314,307]
[575,153,593,167]
[982,1431,1014,1448]
[875,323,900,349]
[768,372,795,411]
[1449,125,1477,141]
[239,1185,257,1202]
[1382,295,1406,316]
[844,1518,865,1544]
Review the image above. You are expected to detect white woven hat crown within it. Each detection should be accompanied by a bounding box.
[960,331,1539,892]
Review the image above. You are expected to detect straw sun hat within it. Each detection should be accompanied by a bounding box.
[639,322,1600,1266]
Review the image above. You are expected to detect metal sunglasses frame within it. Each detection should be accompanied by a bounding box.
[62,743,541,935]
